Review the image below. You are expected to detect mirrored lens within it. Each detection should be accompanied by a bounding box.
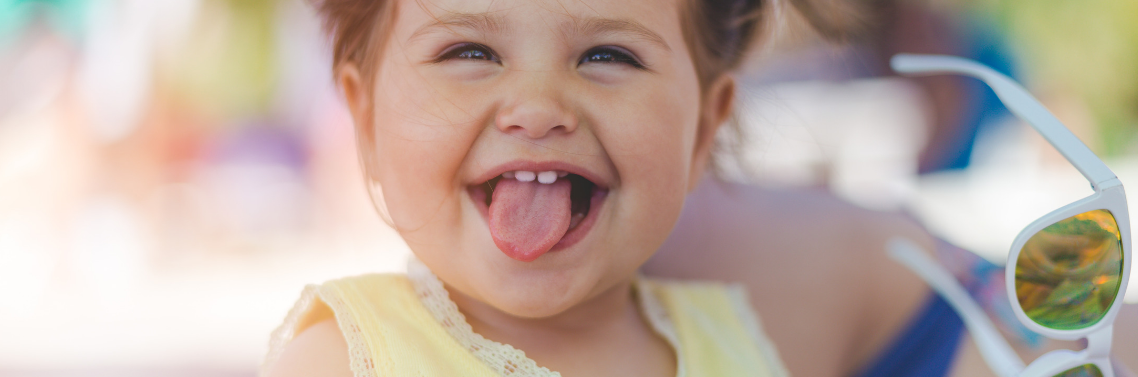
[1053,364,1104,377]
[1016,209,1124,330]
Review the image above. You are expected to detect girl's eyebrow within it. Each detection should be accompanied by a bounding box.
[408,13,506,43]
[407,12,671,53]
[569,18,671,52]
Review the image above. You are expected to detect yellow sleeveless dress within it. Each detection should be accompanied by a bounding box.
[262,260,789,377]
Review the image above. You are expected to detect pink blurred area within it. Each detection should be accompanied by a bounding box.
[0,0,410,375]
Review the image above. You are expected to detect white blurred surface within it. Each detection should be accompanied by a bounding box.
[0,220,410,369]
[724,78,928,211]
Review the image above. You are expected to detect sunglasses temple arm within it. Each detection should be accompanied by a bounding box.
[891,54,1119,191]
[886,238,1026,377]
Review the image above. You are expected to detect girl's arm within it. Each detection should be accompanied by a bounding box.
[263,319,353,377]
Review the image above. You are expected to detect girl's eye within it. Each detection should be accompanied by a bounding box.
[578,46,644,68]
[437,43,499,63]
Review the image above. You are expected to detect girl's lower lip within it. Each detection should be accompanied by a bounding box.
[549,189,607,252]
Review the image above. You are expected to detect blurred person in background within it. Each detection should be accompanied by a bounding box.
[648,0,1136,376]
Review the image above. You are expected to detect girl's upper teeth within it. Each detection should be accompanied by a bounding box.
[504,170,564,184]
[537,171,557,184]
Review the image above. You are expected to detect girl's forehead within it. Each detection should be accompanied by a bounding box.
[395,0,683,39]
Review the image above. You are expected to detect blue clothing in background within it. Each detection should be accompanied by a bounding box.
[920,21,1019,173]
[853,294,966,377]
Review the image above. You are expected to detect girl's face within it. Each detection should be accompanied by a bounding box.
[342,0,732,317]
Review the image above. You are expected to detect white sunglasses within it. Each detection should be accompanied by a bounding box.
[887,54,1132,377]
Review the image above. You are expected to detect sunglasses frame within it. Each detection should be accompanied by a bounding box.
[892,54,1132,377]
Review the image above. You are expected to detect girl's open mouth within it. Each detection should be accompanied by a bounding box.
[468,170,608,262]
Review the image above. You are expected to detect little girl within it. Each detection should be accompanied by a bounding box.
[262,0,800,375]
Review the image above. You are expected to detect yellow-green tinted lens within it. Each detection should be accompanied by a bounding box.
[1053,364,1104,377]
[1016,209,1124,330]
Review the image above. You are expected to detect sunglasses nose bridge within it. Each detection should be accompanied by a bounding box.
[1020,349,1083,376]
[1085,326,1113,359]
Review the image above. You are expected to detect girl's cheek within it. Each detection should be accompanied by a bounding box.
[369,73,487,231]
[590,81,697,184]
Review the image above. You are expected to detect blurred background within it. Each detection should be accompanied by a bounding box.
[0,0,1135,375]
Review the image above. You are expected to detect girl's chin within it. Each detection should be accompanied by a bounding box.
[479,283,594,319]
[447,254,605,318]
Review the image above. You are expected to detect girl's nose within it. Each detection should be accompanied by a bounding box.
[495,94,578,140]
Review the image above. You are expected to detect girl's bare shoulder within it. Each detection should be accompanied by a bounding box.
[264,319,353,377]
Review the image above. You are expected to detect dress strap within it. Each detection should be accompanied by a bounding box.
[407,259,561,377]
[639,279,791,377]
[261,283,379,377]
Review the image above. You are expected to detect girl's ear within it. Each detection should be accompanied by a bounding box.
[337,63,395,226]
[338,63,368,124]
[337,63,380,178]
[688,74,736,192]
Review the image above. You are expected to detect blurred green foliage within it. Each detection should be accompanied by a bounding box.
[159,0,279,120]
[967,0,1138,155]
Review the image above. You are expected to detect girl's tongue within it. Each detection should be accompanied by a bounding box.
[489,178,572,262]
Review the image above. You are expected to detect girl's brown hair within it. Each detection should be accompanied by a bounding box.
[310,0,866,92]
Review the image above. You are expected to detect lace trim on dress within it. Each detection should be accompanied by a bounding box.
[634,278,688,377]
[406,260,686,377]
[260,285,378,377]
[261,286,318,377]
[319,285,379,377]
[407,259,562,377]
[725,284,791,377]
